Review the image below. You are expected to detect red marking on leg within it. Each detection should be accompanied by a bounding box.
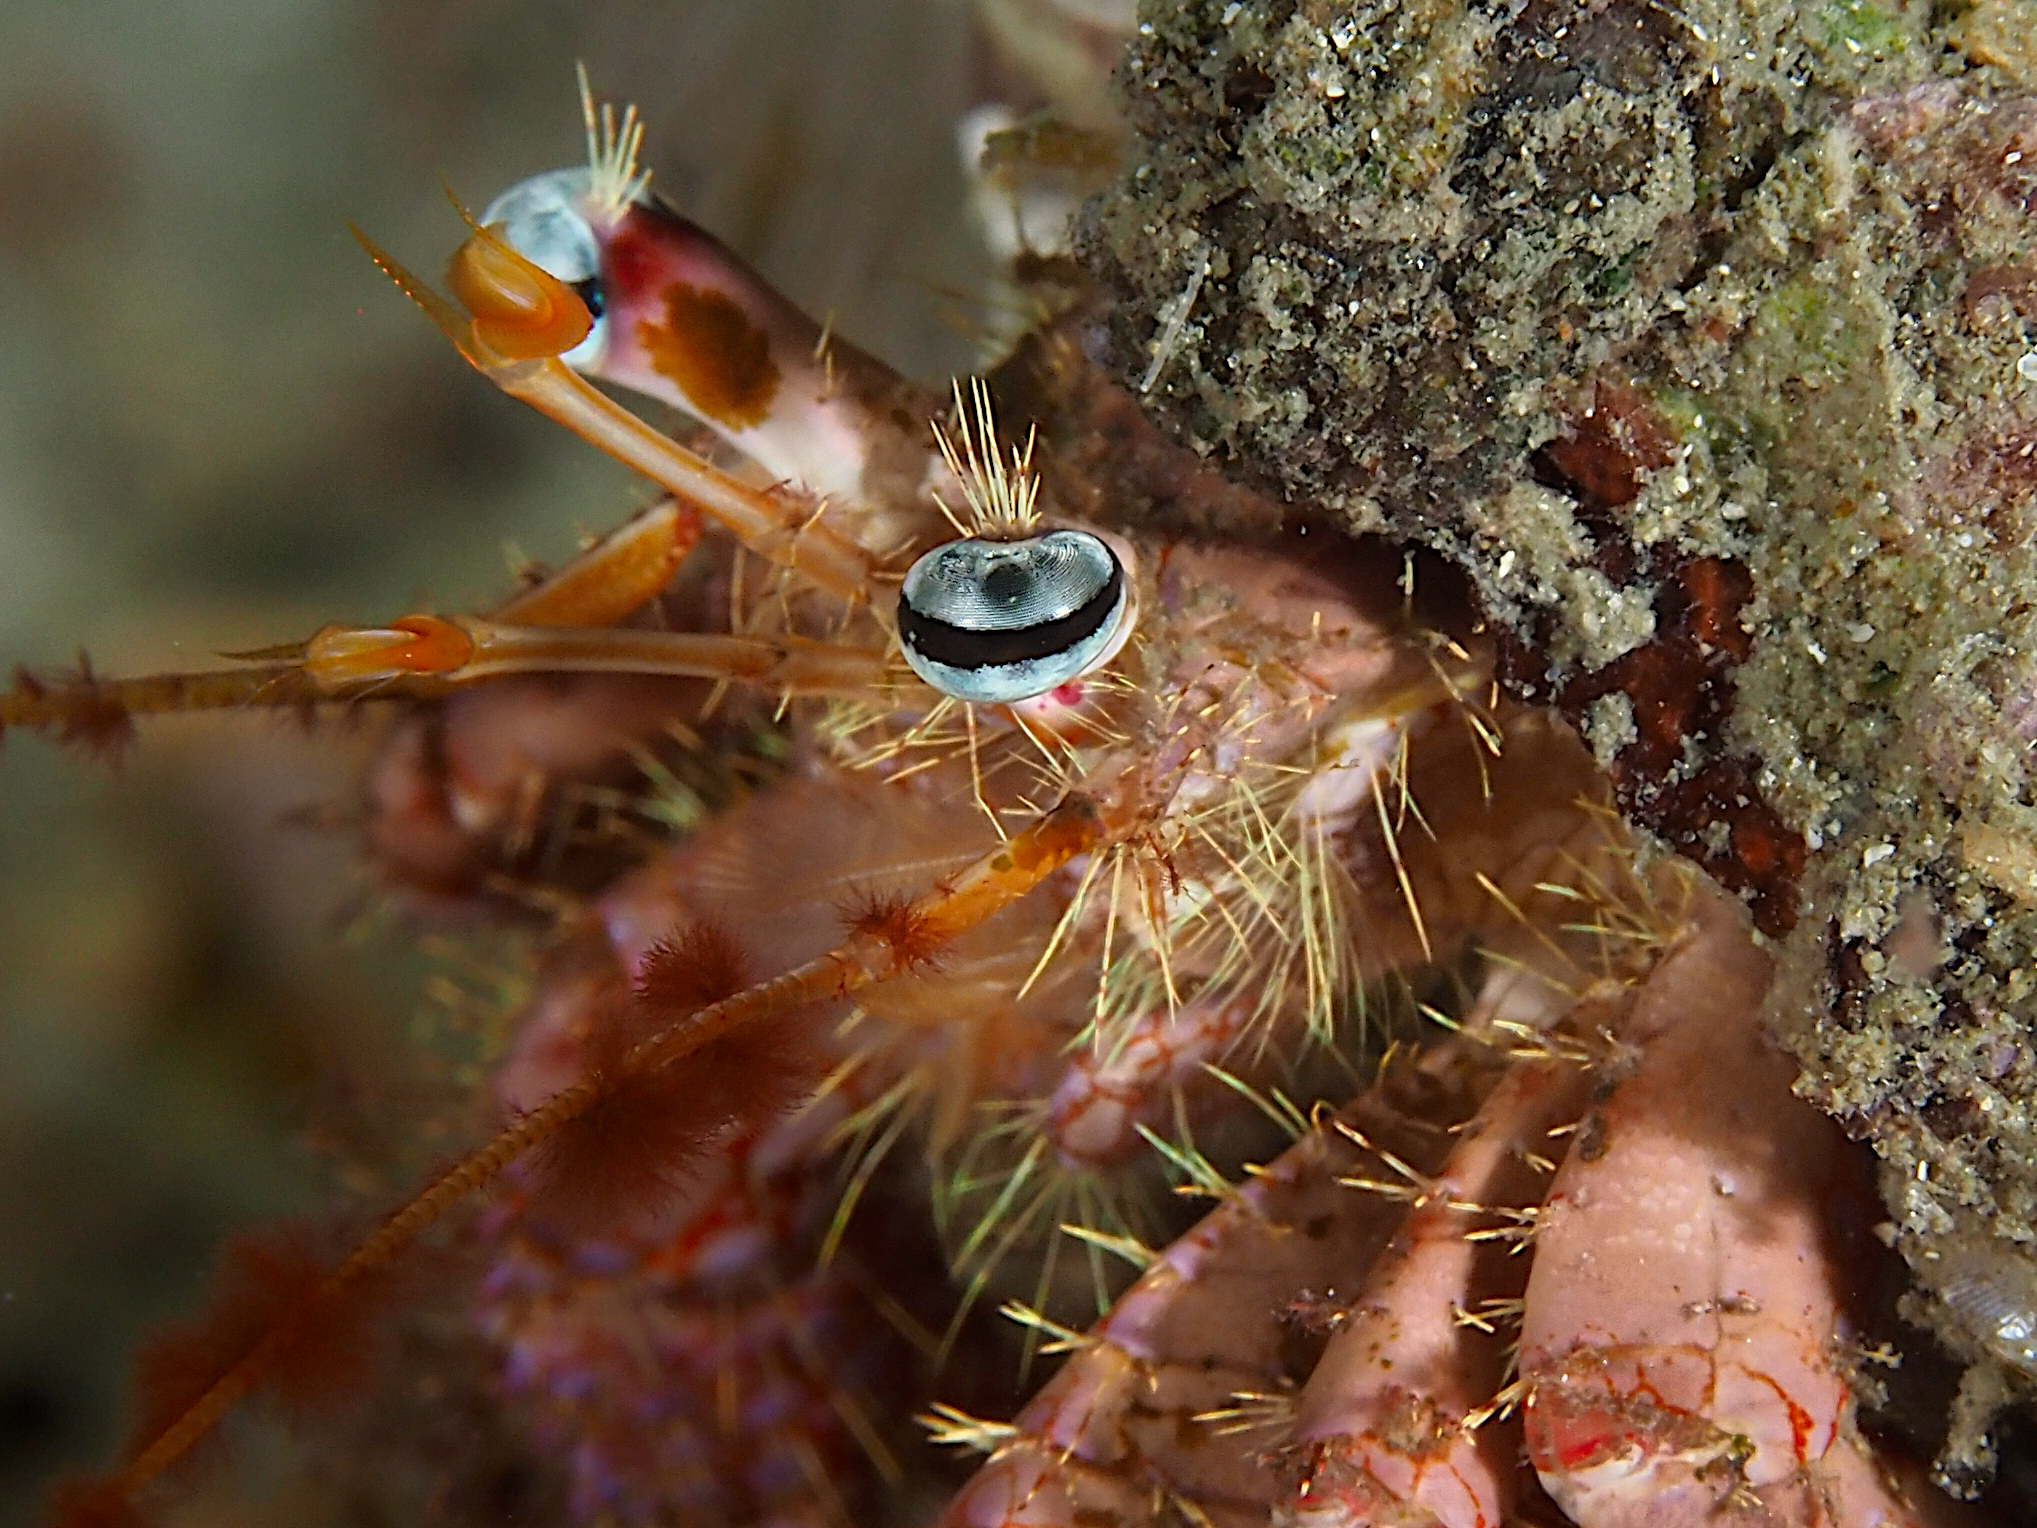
[1526,1390,1654,1474]
[1745,1366,1818,1464]
[1525,1347,1724,1479]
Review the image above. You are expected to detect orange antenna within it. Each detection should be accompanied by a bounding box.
[52,785,1128,1523]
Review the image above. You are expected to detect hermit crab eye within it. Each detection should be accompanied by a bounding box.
[897,530,1129,703]
[478,168,607,368]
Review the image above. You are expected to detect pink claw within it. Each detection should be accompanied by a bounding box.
[941,1060,1487,1528]
[1284,1059,1590,1528]
[1518,880,1957,1528]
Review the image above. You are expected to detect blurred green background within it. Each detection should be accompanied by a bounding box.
[0,1,996,1515]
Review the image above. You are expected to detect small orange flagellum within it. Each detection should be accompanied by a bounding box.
[444,223,593,362]
[303,615,476,692]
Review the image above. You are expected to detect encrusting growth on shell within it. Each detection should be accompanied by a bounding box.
[1086,0,2037,1482]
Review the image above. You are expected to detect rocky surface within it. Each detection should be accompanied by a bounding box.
[1083,0,2037,1485]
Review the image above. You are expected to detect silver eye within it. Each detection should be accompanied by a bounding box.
[479,168,607,369]
[898,530,1129,703]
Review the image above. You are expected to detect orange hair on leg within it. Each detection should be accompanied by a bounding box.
[520,922,823,1233]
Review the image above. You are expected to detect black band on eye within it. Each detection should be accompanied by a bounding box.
[899,556,1122,672]
[572,277,605,318]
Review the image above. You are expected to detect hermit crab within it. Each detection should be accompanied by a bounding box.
[6,0,2037,1525]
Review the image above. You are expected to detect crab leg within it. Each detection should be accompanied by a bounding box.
[1283,1054,1591,1528]
[491,495,705,627]
[1517,878,1950,1527]
[1044,993,1257,1171]
[480,350,885,605]
[938,1045,1493,1528]
[300,613,893,695]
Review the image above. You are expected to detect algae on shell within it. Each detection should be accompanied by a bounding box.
[1082,0,2037,1488]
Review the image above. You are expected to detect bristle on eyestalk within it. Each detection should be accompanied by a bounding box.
[520,923,822,1232]
[576,63,650,223]
[930,378,1040,541]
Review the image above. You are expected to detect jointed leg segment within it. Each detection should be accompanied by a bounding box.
[301,615,893,696]
[493,495,703,627]
[2,489,898,747]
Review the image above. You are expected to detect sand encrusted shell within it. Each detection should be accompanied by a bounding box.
[1083,0,2037,1479]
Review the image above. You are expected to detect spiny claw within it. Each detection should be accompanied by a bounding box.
[350,224,484,364]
